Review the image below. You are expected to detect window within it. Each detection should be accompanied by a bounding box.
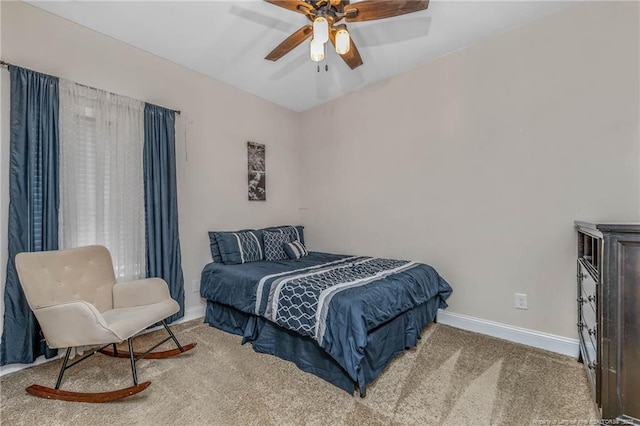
[59,81,146,281]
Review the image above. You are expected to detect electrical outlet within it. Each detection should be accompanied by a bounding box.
[515,293,528,310]
[192,279,200,293]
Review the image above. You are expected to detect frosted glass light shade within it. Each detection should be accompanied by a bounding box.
[335,28,350,55]
[310,38,325,62]
[313,17,329,44]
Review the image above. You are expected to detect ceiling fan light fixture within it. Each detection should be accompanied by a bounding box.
[264,0,430,70]
[310,38,325,62]
[335,27,351,55]
[313,16,329,44]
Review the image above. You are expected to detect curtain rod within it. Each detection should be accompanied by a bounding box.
[0,60,181,115]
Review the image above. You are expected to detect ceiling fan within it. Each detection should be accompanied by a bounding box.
[264,0,429,70]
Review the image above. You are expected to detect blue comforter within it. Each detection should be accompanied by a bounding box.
[200,252,452,386]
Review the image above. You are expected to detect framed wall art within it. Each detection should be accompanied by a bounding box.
[247,141,266,201]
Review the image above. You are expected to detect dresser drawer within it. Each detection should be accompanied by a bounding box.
[579,312,597,401]
[579,335,597,395]
[580,291,597,318]
[581,300,597,333]
[579,261,597,304]
[580,310,597,354]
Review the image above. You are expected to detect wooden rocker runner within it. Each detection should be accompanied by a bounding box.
[15,245,197,403]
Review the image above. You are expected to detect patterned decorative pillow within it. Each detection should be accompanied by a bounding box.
[263,225,304,245]
[209,229,254,263]
[215,230,263,265]
[284,240,308,260]
[263,230,291,261]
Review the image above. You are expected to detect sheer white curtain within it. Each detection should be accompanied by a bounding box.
[59,79,146,281]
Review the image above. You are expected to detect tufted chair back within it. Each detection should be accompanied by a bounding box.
[16,245,116,313]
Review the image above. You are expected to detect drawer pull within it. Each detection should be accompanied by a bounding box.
[577,297,585,304]
[587,362,596,370]
[578,322,585,329]
[587,294,596,303]
[588,327,597,337]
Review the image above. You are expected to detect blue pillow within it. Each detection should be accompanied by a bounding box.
[209,229,254,263]
[263,230,291,261]
[284,240,308,259]
[263,225,304,245]
[214,230,263,264]
[208,232,224,263]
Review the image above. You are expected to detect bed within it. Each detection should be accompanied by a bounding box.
[200,250,452,396]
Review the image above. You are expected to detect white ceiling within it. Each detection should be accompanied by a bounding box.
[27,0,575,111]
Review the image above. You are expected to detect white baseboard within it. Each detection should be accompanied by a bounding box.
[437,309,580,358]
[0,304,206,377]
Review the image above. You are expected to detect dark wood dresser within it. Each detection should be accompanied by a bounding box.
[575,221,640,425]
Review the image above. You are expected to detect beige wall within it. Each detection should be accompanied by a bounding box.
[0,0,302,330]
[298,1,640,338]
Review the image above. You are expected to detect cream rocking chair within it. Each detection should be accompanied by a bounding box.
[15,245,196,402]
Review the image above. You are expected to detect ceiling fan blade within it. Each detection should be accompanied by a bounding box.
[330,27,363,69]
[345,0,428,22]
[264,0,314,15]
[265,25,314,61]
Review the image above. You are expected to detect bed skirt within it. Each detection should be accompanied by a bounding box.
[204,297,441,395]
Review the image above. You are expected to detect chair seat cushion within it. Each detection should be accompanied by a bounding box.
[101,299,180,341]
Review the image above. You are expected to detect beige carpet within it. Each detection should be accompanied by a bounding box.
[1,320,597,425]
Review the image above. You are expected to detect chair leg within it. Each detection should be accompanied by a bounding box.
[98,321,196,360]
[111,343,118,357]
[55,348,73,389]
[26,344,151,403]
[128,338,138,386]
[162,320,184,352]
